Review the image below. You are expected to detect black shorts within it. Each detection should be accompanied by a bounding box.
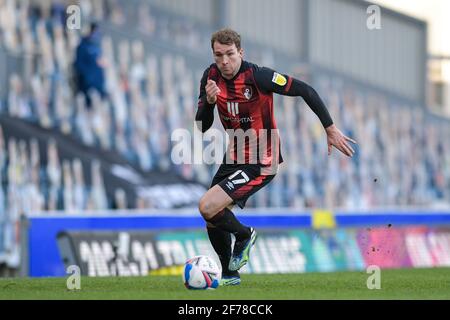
[210,164,276,209]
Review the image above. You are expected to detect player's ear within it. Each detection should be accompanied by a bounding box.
[239,48,244,58]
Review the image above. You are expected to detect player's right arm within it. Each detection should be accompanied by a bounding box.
[195,68,221,133]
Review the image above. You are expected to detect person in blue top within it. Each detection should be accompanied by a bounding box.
[74,23,107,108]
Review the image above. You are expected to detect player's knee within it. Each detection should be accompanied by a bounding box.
[198,197,216,220]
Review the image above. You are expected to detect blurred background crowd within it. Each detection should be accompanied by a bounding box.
[0,0,449,267]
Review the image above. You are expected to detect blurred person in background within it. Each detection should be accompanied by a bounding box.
[0,127,5,248]
[114,188,128,210]
[46,139,62,210]
[72,158,87,210]
[196,28,357,286]
[62,160,75,211]
[87,160,108,210]
[74,22,107,109]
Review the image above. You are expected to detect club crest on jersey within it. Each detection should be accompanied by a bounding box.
[272,72,287,86]
[242,86,253,100]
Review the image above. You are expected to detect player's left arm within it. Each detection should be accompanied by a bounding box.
[254,67,357,157]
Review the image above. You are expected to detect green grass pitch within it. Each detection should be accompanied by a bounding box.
[1,268,449,300]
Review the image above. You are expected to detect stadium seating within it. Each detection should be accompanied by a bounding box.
[0,0,449,267]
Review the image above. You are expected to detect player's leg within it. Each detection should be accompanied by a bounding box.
[201,166,248,285]
[206,222,231,271]
[199,180,252,285]
[199,185,252,246]
[206,205,240,286]
[225,173,275,271]
[201,165,275,271]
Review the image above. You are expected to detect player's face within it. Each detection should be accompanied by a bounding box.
[212,42,243,79]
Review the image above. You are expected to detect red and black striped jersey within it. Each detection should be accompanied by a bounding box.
[196,60,333,174]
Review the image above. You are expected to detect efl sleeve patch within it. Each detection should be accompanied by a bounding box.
[272,72,287,86]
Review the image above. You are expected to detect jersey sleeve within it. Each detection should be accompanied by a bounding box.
[195,67,215,133]
[254,66,334,128]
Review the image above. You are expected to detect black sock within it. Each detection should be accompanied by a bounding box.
[207,226,232,275]
[207,208,251,241]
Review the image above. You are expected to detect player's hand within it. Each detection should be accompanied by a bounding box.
[325,124,357,157]
[205,79,221,104]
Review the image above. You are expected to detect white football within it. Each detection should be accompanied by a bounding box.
[182,255,221,290]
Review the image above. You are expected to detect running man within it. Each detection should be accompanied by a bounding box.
[195,28,356,285]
